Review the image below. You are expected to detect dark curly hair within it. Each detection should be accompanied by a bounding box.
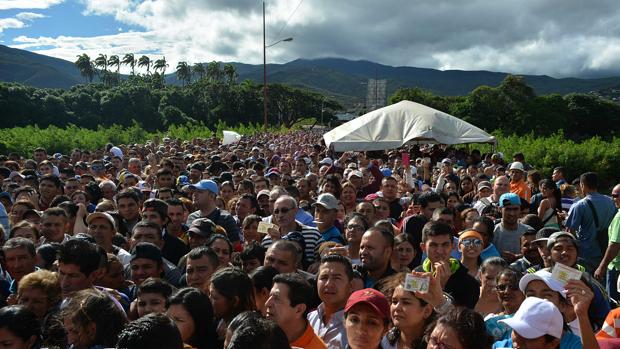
[427,307,493,349]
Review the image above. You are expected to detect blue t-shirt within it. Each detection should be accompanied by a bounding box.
[566,193,616,260]
[493,331,582,349]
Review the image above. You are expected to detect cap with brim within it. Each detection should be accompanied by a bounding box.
[86,212,116,230]
[499,193,521,207]
[546,231,577,250]
[312,193,339,211]
[499,297,563,339]
[518,270,566,298]
[319,158,333,166]
[344,288,390,321]
[188,179,219,194]
[477,181,492,191]
[532,227,560,244]
[9,171,25,180]
[509,162,525,172]
[266,169,281,177]
[347,170,363,180]
[188,218,217,237]
[257,189,271,198]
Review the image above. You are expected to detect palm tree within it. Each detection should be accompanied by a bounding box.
[223,63,237,85]
[206,61,222,82]
[153,57,169,75]
[108,55,120,74]
[94,54,108,72]
[74,53,95,83]
[176,61,191,86]
[94,54,109,84]
[192,63,206,81]
[122,53,136,75]
[138,55,151,75]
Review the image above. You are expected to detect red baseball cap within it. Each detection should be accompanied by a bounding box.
[344,288,390,320]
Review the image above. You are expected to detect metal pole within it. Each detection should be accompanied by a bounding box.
[263,1,268,130]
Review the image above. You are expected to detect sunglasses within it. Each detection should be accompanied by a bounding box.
[273,207,293,215]
[612,193,619,198]
[460,239,482,248]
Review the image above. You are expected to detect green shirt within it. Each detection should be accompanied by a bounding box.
[607,210,620,270]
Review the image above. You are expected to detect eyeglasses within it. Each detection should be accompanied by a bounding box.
[459,239,482,248]
[495,283,519,292]
[346,224,364,231]
[273,207,293,215]
[428,336,455,349]
[612,193,619,198]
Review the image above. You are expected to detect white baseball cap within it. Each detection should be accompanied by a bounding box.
[499,297,563,339]
[518,270,566,299]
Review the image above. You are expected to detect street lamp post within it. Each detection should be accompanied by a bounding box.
[263,1,292,130]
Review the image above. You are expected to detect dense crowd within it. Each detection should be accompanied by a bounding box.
[0,129,618,349]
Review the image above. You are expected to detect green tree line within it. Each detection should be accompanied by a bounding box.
[390,75,620,140]
[0,56,341,130]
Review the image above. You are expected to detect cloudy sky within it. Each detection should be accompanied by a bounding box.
[2,0,620,78]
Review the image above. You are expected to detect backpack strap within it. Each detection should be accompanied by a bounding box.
[585,199,600,230]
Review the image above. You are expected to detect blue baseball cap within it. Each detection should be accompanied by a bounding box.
[177,175,190,186]
[189,179,219,194]
[499,192,521,207]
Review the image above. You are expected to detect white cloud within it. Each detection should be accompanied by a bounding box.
[0,11,46,34]
[15,12,46,20]
[0,18,26,33]
[9,0,620,77]
[0,0,63,10]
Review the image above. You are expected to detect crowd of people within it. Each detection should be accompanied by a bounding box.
[0,129,618,349]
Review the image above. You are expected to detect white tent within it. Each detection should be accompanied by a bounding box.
[323,100,496,151]
[222,130,242,145]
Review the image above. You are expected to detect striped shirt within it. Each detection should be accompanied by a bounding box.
[598,308,620,339]
[261,221,321,264]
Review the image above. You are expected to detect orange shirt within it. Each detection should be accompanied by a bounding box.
[290,323,328,349]
[510,180,531,201]
[598,308,620,339]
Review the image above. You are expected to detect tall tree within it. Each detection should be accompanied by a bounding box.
[223,63,237,85]
[192,63,206,81]
[94,54,109,85]
[138,55,152,75]
[74,54,95,83]
[206,61,222,82]
[122,53,136,75]
[153,57,169,76]
[176,61,191,86]
[108,55,120,74]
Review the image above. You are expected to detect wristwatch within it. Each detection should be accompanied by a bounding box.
[434,293,453,313]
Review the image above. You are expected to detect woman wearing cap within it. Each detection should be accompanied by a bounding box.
[458,230,484,279]
[344,288,390,349]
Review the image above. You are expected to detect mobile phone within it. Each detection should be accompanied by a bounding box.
[402,152,410,166]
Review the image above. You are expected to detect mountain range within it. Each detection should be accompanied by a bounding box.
[3,44,620,106]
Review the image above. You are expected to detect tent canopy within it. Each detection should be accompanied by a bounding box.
[323,100,496,152]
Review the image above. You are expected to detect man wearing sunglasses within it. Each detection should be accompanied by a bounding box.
[262,195,321,266]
